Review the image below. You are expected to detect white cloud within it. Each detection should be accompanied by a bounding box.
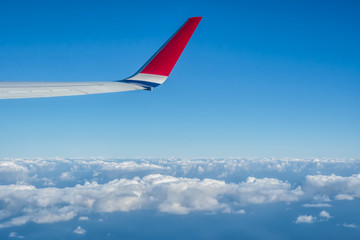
[235,209,246,214]
[0,208,77,228]
[0,157,360,228]
[0,162,28,174]
[98,161,168,171]
[0,161,29,183]
[9,232,24,239]
[79,216,89,221]
[33,210,77,224]
[2,170,360,228]
[232,177,303,204]
[73,226,86,234]
[0,174,305,228]
[319,210,331,219]
[305,174,360,201]
[296,215,315,224]
[343,223,358,228]
[335,194,354,201]
[159,202,190,214]
[302,203,332,208]
[60,172,74,181]
[2,157,357,185]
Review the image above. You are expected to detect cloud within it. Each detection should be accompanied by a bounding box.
[60,172,74,181]
[0,162,28,174]
[2,157,357,186]
[319,210,331,219]
[78,216,89,221]
[304,174,360,201]
[0,208,77,228]
[0,157,360,228]
[235,209,246,214]
[335,194,354,200]
[302,203,332,208]
[0,161,29,184]
[98,161,168,171]
[0,174,305,228]
[73,226,86,234]
[9,232,24,239]
[296,215,315,224]
[343,223,358,228]
[232,177,303,204]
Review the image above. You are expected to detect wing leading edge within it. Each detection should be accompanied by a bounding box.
[0,17,202,99]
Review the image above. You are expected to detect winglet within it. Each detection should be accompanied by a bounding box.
[121,17,202,89]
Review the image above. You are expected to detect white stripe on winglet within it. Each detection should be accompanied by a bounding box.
[126,73,168,84]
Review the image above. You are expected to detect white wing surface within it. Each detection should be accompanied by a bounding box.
[0,81,145,99]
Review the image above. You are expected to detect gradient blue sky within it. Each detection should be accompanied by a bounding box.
[0,0,359,158]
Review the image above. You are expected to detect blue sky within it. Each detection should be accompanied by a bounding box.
[0,0,359,158]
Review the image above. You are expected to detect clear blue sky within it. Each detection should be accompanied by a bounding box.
[0,0,359,158]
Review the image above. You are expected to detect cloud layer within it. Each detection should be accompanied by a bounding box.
[0,174,303,227]
[0,157,359,228]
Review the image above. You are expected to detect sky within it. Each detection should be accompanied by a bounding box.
[0,0,359,158]
[0,1,360,239]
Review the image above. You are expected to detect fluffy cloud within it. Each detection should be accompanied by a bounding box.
[302,203,332,208]
[9,232,24,239]
[296,215,315,224]
[73,226,86,234]
[96,161,168,171]
[0,174,305,228]
[319,210,331,219]
[304,174,360,201]
[2,157,358,186]
[235,209,246,214]
[343,223,358,228]
[229,177,303,204]
[335,194,354,200]
[0,161,28,184]
[0,157,359,228]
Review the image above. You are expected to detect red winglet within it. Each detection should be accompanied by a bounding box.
[140,17,202,77]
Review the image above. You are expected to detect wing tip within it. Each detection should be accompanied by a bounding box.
[188,16,202,21]
[122,17,202,89]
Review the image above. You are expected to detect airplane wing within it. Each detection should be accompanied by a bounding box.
[0,17,202,99]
